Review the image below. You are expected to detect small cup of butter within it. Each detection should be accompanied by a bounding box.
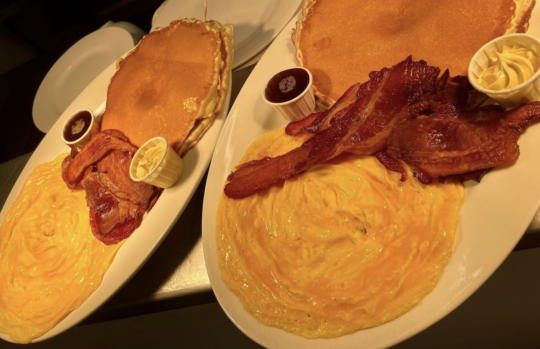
[130,137,184,189]
[61,109,100,148]
[468,33,540,109]
[262,67,316,121]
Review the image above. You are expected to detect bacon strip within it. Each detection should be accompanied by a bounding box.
[225,57,440,199]
[62,130,160,245]
[286,83,361,136]
[62,129,137,189]
[387,102,540,178]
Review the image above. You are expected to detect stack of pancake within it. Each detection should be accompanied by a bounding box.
[102,19,233,156]
[293,0,535,108]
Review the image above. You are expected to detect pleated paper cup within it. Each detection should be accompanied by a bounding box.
[262,67,316,121]
[468,34,540,109]
[130,137,184,189]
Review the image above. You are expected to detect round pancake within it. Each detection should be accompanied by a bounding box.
[101,19,222,149]
[294,0,535,107]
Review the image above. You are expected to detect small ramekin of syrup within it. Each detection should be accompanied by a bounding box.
[61,109,99,149]
[262,67,316,121]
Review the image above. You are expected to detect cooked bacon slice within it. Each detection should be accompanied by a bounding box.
[62,130,160,245]
[285,83,361,136]
[84,173,144,245]
[374,152,407,181]
[225,57,440,198]
[96,150,157,209]
[386,102,540,178]
[62,129,137,189]
[285,112,321,136]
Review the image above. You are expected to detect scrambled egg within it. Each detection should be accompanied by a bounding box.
[217,129,465,338]
[0,154,123,343]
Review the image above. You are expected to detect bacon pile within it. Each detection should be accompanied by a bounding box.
[62,130,161,245]
[225,56,540,199]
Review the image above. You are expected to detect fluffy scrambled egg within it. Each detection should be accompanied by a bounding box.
[0,154,123,343]
[217,129,465,338]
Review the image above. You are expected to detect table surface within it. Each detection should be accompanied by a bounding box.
[1,63,540,324]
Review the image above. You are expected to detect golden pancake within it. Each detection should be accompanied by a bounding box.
[293,0,535,107]
[101,19,233,154]
[178,21,234,156]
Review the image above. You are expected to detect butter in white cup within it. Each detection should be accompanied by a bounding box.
[262,67,316,121]
[468,34,540,110]
[130,137,184,189]
[61,109,100,149]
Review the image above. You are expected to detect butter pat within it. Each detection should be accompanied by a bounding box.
[478,45,540,90]
[468,34,540,109]
[136,142,165,179]
[130,137,184,189]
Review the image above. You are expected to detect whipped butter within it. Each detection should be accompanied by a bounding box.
[136,141,165,178]
[478,44,540,90]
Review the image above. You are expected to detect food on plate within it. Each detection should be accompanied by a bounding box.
[62,110,93,142]
[217,129,465,338]
[0,155,123,343]
[225,57,540,199]
[61,109,99,148]
[101,19,233,156]
[385,101,540,179]
[293,0,536,107]
[135,141,166,179]
[263,67,316,121]
[478,44,540,90]
[225,57,441,198]
[264,68,311,103]
[130,137,185,189]
[62,130,161,245]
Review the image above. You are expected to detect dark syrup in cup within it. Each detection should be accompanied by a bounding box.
[63,110,92,142]
[265,68,310,103]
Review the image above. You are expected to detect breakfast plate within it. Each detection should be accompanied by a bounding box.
[151,0,303,69]
[32,26,138,133]
[202,11,540,349]
[0,51,231,342]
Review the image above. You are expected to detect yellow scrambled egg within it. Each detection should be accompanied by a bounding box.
[0,154,123,343]
[217,129,465,338]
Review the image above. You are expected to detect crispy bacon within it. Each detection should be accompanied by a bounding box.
[62,130,137,189]
[387,102,540,178]
[374,152,407,182]
[225,57,440,198]
[62,130,160,245]
[285,83,361,136]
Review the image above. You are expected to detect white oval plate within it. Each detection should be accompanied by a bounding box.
[1,52,230,343]
[32,27,137,133]
[151,0,303,70]
[202,11,540,349]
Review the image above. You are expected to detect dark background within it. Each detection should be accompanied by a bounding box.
[0,0,163,163]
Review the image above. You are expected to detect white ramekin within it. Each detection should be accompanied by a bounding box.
[468,33,540,109]
[129,137,184,189]
[262,66,316,121]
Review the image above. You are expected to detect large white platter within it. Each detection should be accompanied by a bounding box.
[0,52,230,343]
[151,0,303,69]
[202,11,540,349]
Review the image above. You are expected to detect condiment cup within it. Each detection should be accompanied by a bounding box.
[61,109,99,148]
[262,66,316,121]
[468,33,540,109]
[130,137,184,189]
